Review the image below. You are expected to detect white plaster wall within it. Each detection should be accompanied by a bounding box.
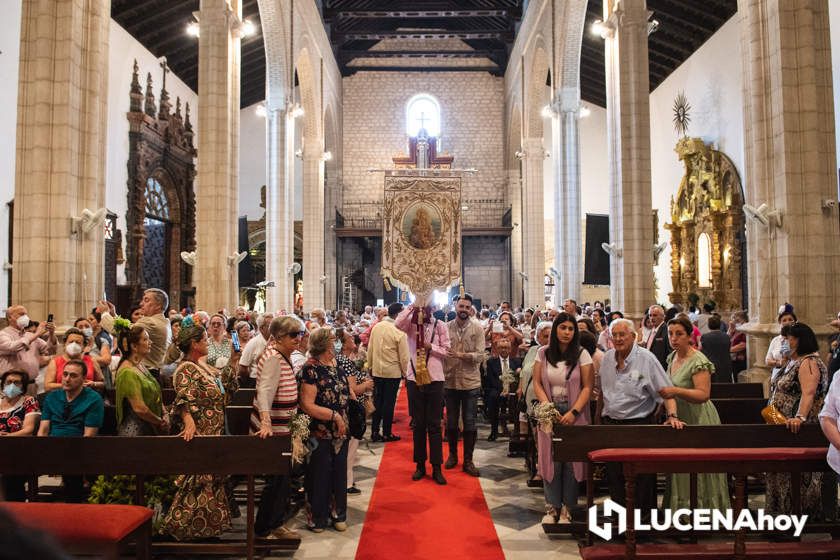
[239,102,267,220]
[106,20,198,285]
[648,16,745,304]
[0,0,22,310]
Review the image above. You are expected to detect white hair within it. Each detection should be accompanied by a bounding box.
[256,312,274,328]
[609,318,635,335]
[535,321,553,334]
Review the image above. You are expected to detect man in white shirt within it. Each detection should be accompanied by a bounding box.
[238,312,273,388]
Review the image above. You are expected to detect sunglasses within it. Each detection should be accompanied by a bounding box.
[287,331,306,339]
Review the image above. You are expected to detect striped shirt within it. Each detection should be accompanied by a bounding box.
[250,340,298,435]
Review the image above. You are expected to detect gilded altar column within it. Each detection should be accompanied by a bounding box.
[302,147,326,311]
[738,0,839,384]
[521,137,547,308]
[604,0,655,320]
[265,103,295,313]
[195,0,242,312]
[552,87,583,304]
[12,0,110,325]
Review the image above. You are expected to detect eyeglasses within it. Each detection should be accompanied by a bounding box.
[209,321,224,327]
[4,380,23,387]
[287,331,306,339]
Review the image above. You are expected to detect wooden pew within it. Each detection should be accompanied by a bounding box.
[0,436,296,559]
[711,382,764,399]
[582,447,840,560]
[711,397,766,424]
[545,424,829,537]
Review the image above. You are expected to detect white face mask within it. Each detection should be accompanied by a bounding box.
[82,327,93,339]
[16,315,30,329]
[65,342,83,357]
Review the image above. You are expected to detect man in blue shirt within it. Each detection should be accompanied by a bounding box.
[599,318,684,513]
[38,359,104,501]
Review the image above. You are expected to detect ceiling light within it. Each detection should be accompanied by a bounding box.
[255,104,267,118]
[541,105,554,119]
[288,103,304,119]
[580,106,591,118]
[241,19,257,38]
[591,19,615,39]
[647,19,660,36]
[322,151,333,162]
[186,21,200,37]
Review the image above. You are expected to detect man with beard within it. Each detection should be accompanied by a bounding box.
[443,293,485,476]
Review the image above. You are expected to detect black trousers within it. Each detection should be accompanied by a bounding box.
[255,474,290,536]
[306,438,348,528]
[602,415,658,512]
[406,380,444,466]
[372,377,401,436]
[484,388,501,434]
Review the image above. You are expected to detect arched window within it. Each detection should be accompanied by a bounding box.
[145,177,170,220]
[697,232,712,288]
[406,94,441,137]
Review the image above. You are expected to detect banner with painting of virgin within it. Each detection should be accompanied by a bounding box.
[381,174,462,300]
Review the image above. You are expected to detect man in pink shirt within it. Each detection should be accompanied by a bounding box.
[0,306,56,394]
[395,303,451,485]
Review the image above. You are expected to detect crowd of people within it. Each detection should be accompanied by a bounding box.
[3,290,840,540]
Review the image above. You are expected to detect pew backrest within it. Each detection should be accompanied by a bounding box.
[712,397,766,425]
[0,435,291,475]
[710,383,764,399]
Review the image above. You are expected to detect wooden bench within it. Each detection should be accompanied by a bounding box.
[544,424,829,537]
[0,435,295,559]
[711,397,766,424]
[1,501,152,559]
[581,447,840,560]
[710,382,764,399]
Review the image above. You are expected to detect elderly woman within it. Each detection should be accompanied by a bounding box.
[532,312,594,524]
[335,328,374,495]
[486,310,523,357]
[251,316,306,541]
[766,322,829,516]
[765,306,797,379]
[299,327,351,533]
[518,321,552,483]
[114,325,167,436]
[0,370,40,500]
[234,320,253,349]
[658,316,729,510]
[44,327,104,392]
[162,316,239,541]
[206,313,232,368]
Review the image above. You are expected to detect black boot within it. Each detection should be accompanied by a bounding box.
[412,463,426,481]
[432,465,447,485]
[462,431,480,477]
[444,429,459,469]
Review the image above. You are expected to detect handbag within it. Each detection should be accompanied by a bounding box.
[347,399,367,439]
[761,402,787,425]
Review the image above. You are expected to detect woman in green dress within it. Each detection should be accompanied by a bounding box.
[114,325,168,436]
[659,315,730,510]
[161,316,240,541]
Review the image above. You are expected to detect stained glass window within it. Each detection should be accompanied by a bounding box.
[145,177,170,220]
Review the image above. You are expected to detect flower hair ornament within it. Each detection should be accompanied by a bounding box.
[112,316,133,354]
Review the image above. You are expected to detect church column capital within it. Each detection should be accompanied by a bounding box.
[554,87,581,114]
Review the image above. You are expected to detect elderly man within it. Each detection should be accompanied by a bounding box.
[361,305,375,322]
[98,289,172,374]
[368,303,409,443]
[443,293,485,477]
[238,312,274,388]
[0,306,56,393]
[599,318,684,513]
[643,304,671,370]
[563,299,581,320]
[38,359,104,501]
[360,306,388,346]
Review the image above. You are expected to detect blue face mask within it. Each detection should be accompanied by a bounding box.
[3,383,23,399]
[780,339,791,358]
[334,341,343,354]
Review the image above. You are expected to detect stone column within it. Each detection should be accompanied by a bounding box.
[552,87,583,304]
[604,0,654,319]
[521,137,547,308]
[265,104,295,313]
[195,0,241,312]
[323,170,340,310]
[12,0,109,325]
[738,0,839,383]
[302,148,325,310]
[509,167,523,306]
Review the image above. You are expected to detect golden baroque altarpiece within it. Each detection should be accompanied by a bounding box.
[665,137,745,310]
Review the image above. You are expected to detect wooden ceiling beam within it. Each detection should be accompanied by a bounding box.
[340,49,497,60]
[327,9,513,19]
[333,30,514,42]
[345,65,500,73]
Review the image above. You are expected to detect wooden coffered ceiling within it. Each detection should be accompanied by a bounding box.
[110,0,737,110]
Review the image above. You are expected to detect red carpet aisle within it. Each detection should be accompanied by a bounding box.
[355,385,505,560]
